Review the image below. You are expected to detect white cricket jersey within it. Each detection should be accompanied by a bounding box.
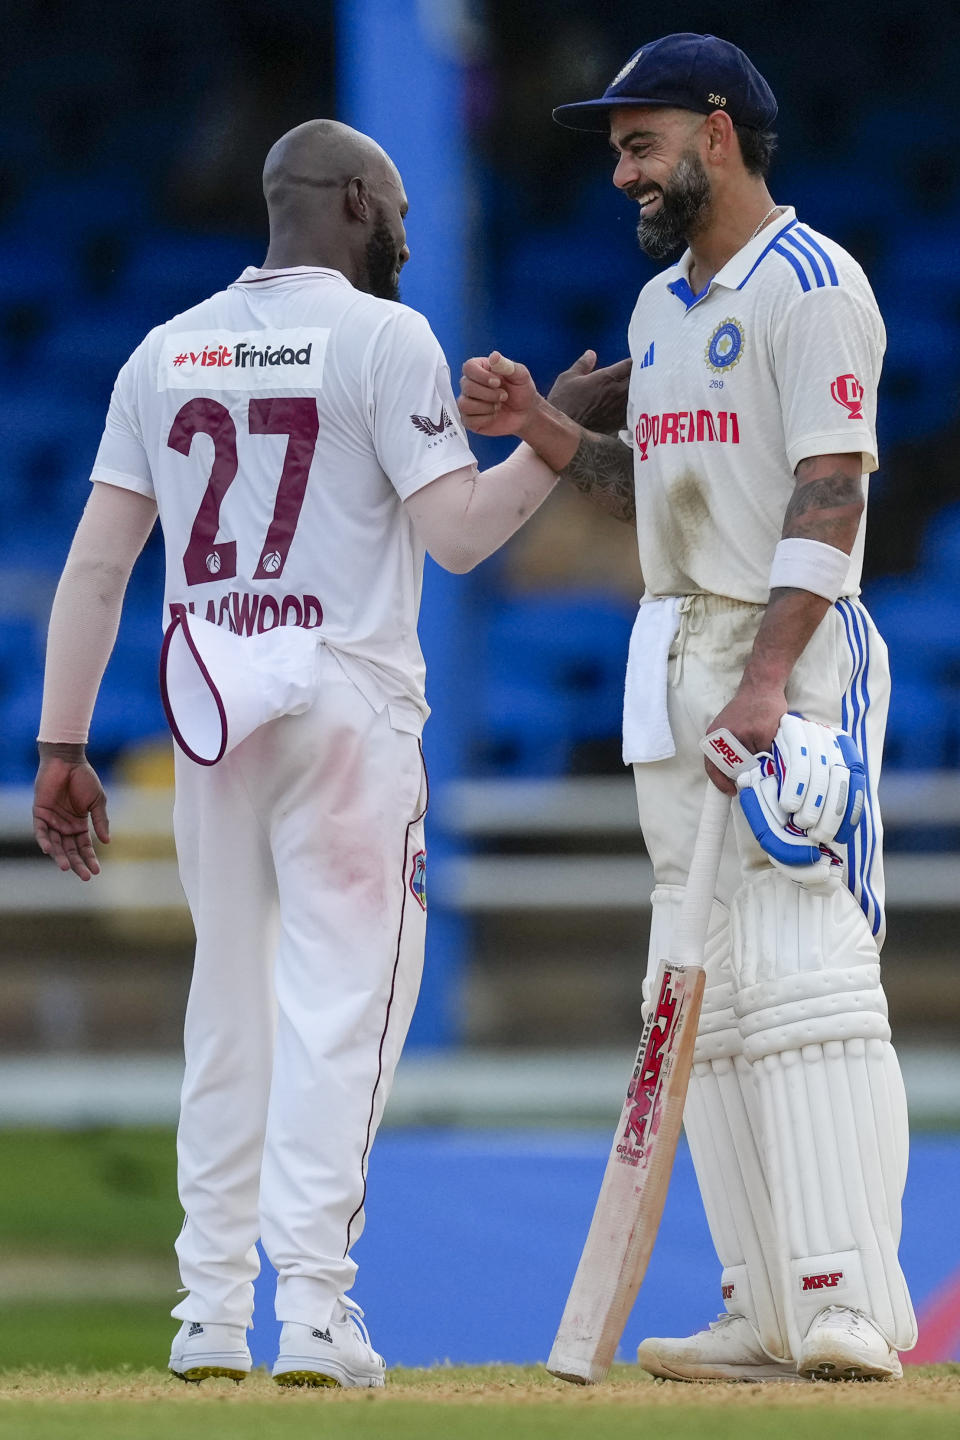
[90,266,476,733]
[624,207,885,603]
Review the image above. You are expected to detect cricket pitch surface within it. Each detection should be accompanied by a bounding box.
[0,1364,957,1440]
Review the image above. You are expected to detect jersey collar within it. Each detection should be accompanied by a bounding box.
[665,206,798,311]
[232,265,353,287]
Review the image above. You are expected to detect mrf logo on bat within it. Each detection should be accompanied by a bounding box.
[616,968,683,1168]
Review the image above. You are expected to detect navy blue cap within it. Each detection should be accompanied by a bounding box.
[553,33,777,132]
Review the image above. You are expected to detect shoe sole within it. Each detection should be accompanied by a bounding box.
[799,1360,902,1382]
[273,1364,385,1389]
[274,1370,342,1388]
[170,1365,248,1384]
[637,1345,803,1384]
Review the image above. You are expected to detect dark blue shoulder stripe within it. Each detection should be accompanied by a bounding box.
[795,227,840,286]
[772,242,811,292]
[736,216,799,291]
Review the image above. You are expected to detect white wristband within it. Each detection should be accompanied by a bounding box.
[768,538,850,602]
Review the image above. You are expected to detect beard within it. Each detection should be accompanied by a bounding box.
[633,150,712,261]
[364,215,402,301]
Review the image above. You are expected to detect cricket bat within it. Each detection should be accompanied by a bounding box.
[546,774,735,1385]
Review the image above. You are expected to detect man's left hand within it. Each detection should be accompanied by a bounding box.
[34,744,110,881]
[547,351,632,434]
[705,681,787,794]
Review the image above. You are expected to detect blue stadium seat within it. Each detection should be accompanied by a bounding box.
[864,579,960,682]
[882,677,957,770]
[918,501,960,583]
[878,313,958,441]
[29,306,155,404]
[115,231,257,323]
[6,171,150,244]
[477,593,634,775]
[871,225,960,322]
[778,162,895,242]
[3,390,108,531]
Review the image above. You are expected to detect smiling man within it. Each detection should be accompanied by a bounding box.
[458,33,916,1383]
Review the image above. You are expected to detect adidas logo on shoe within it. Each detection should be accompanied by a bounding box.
[273,1302,385,1388]
[169,1320,252,1384]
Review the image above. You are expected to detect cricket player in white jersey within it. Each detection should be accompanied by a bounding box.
[32,119,561,1386]
[459,33,917,1382]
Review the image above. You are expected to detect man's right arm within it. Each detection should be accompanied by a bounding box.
[561,430,636,524]
[457,352,635,524]
[34,481,157,879]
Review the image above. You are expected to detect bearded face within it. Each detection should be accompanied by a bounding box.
[629,148,713,260]
[364,213,403,301]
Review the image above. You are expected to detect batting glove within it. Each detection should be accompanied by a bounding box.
[737,756,844,888]
[767,713,866,846]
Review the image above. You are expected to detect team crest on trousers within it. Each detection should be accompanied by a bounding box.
[409,850,427,911]
[705,317,745,372]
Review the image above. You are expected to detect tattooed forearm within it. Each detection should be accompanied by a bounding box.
[561,432,636,524]
[783,457,864,549]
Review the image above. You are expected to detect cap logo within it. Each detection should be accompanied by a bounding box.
[707,91,728,108]
[610,50,641,87]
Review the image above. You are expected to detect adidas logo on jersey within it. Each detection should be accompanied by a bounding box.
[637,341,655,369]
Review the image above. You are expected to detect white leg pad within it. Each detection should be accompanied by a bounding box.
[645,887,789,1359]
[732,872,917,1355]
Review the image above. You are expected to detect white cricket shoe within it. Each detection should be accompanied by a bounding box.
[169,1320,252,1382]
[272,1297,386,1388]
[637,1313,801,1382]
[798,1306,902,1381]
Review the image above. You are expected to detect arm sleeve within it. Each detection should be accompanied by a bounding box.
[403,444,558,573]
[363,307,477,500]
[773,285,884,474]
[37,482,158,743]
[89,346,155,498]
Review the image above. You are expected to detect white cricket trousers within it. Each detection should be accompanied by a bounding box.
[632,595,916,1354]
[633,594,888,930]
[170,648,427,1330]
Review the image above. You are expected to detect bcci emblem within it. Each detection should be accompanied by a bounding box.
[610,48,642,87]
[705,317,745,373]
[409,850,427,911]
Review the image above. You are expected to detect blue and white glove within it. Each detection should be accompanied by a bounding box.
[736,716,865,888]
[763,714,865,846]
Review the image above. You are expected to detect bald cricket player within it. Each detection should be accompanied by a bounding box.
[33,119,565,1386]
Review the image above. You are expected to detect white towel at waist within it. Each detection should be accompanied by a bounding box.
[622,595,682,765]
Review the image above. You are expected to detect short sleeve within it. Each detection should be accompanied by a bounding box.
[773,285,884,474]
[89,344,155,498]
[363,308,477,500]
